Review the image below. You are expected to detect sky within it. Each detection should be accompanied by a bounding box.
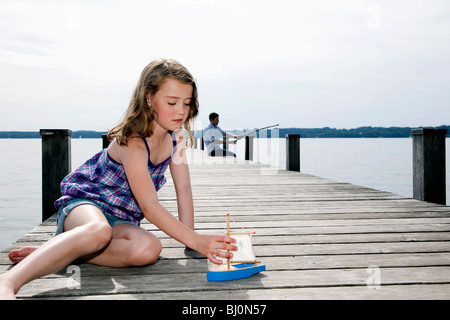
[0,0,449,132]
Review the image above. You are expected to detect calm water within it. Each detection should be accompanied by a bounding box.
[0,139,103,252]
[231,137,446,199]
[0,138,448,251]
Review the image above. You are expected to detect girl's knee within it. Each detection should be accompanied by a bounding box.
[129,237,162,266]
[82,222,112,251]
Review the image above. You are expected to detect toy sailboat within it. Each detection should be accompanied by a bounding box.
[207,214,266,281]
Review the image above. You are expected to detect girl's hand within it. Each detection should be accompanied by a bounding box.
[193,234,238,265]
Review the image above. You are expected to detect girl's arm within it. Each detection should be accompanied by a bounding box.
[169,137,194,230]
[119,138,235,264]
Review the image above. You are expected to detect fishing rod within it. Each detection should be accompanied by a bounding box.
[238,124,279,138]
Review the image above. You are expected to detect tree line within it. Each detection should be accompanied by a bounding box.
[0,126,448,139]
[276,126,450,138]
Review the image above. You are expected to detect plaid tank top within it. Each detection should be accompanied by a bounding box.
[54,137,176,226]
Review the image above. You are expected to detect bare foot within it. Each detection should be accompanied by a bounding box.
[8,246,38,264]
[0,274,16,300]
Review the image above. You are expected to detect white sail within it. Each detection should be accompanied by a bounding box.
[230,234,257,262]
[209,233,257,271]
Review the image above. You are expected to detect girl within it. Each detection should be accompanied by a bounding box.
[0,58,236,299]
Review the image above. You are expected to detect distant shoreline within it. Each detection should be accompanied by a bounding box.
[0,131,108,139]
[0,126,448,139]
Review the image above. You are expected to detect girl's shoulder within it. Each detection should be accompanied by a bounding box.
[126,136,148,149]
[107,137,148,165]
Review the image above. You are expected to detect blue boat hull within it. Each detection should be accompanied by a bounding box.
[207,263,266,281]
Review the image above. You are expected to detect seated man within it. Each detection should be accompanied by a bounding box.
[203,112,242,157]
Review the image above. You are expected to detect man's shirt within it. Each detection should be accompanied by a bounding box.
[203,123,226,154]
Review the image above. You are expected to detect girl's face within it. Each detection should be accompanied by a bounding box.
[147,78,193,132]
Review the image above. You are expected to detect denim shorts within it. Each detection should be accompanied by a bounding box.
[55,198,136,235]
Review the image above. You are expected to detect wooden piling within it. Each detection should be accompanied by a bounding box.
[245,136,254,161]
[412,128,447,205]
[286,134,300,172]
[102,134,110,149]
[40,129,72,222]
[222,134,227,155]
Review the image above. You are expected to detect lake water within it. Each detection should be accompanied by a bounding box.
[0,138,448,252]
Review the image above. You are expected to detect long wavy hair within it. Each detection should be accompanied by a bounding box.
[108,58,199,146]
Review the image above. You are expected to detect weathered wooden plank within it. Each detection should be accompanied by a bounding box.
[49,284,450,300]
[7,222,450,244]
[10,232,450,249]
[21,224,450,244]
[26,211,450,230]
[6,238,450,264]
[14,266,450,298]
[156,242,450,259]
[5,239,450,264]
[6,252,450,277]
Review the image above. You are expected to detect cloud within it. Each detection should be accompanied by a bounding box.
[1,0,449,131]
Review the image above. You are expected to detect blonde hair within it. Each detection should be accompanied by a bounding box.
[108,58,199,146]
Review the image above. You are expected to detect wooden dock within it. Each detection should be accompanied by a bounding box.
[1,148,450,300]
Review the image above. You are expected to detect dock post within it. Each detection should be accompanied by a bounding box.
[286,134,301,172]
[223,134,227,156]
[102,134,110,148]
[412,128,447,205]
[245,136,254,161]
[40,129,72,222]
